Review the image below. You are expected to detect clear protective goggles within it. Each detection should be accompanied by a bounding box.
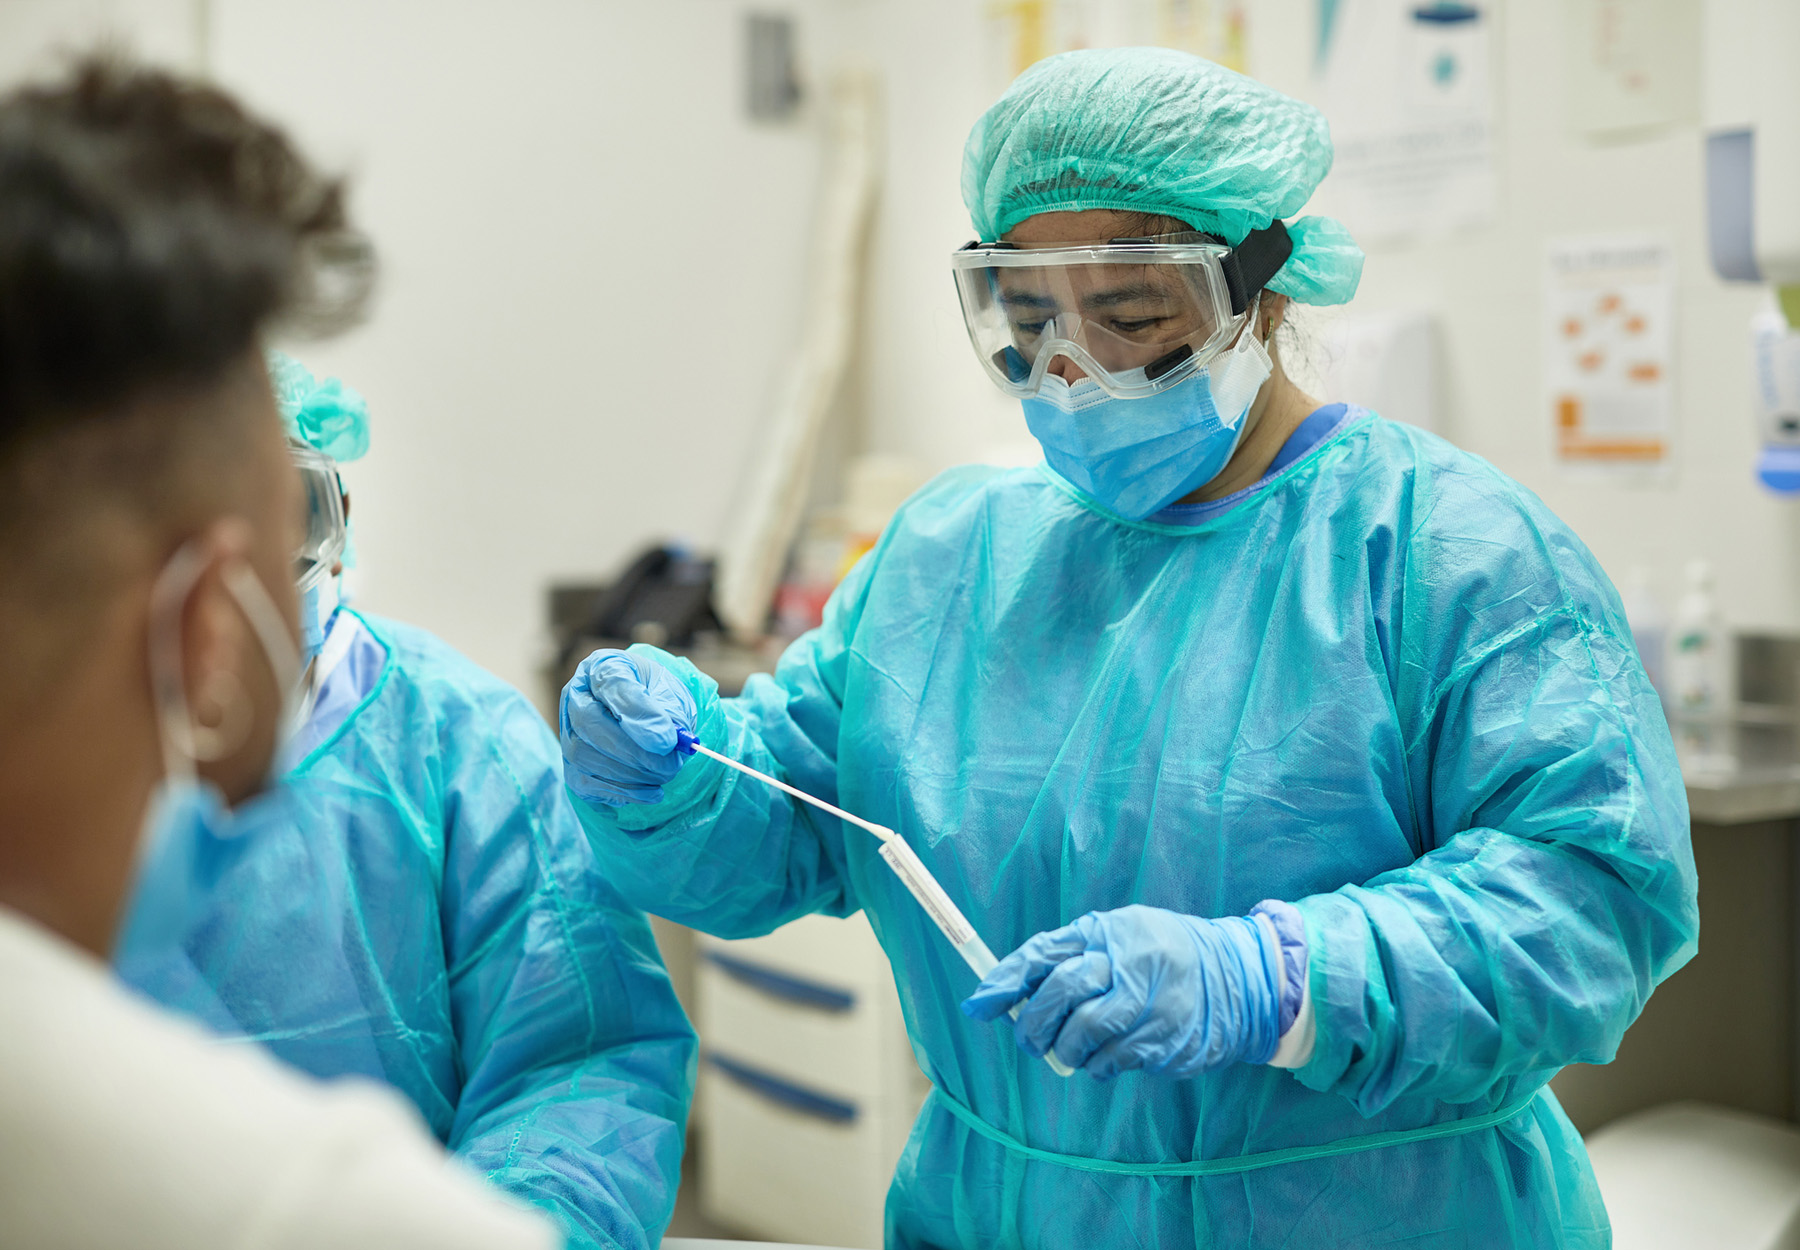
[291,441,346,592]
[950,223,1292,400]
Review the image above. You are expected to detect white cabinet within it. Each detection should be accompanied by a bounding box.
[696,914,927,1250]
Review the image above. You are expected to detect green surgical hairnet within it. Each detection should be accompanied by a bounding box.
[961,47,1364,306]
[268,350,371,463]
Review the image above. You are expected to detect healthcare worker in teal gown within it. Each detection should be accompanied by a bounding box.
[119,355,697,1250]
[560,49,1697,1248]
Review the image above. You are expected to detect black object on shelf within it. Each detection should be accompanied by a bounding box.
[551,544,720,674]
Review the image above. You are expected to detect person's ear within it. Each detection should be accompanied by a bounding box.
[1257,293,1292,343]
[329,490,349,578]
[180,520,257,765]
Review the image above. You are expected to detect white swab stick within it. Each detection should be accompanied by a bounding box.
[681,732,1074,1078]
[686,739,898,844]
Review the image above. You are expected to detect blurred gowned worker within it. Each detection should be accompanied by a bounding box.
[0,55,557,1249]
[120,352,696,1250]
[560,48,1699,1249]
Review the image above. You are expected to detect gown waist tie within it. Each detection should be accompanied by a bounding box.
[928,1084,1543,1178]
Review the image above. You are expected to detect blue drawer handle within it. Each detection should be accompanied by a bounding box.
[705,1052,860,1124]
[702,950,857,1013]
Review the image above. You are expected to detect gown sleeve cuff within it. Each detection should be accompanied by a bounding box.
[1251,899,1315,1068]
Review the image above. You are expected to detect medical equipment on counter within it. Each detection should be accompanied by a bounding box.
[1619,567,1670,701]
[1668,561,1738,775]
[1669,561,1733,724]
[676,729,1075,1078]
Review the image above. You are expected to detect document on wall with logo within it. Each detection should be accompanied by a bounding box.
[1544,235,1675,477]
[1312,0,1496,243]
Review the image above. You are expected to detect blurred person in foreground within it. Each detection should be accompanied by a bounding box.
[119,351,697,1250]
[0,55,557,1249]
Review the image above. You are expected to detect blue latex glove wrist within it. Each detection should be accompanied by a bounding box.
[560,648,698,806]
[961,903,1289,1079]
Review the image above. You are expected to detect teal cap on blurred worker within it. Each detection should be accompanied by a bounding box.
[268,349,371,463]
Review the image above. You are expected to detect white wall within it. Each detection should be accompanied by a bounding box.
[0,0,853,696]
[206,1,863,695]
[845,0,1800,634]
[0,0,197,78]
[1267,0,1799,633]
[3,0,1795,696]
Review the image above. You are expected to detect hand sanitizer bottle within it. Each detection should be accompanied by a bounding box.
[1667,560,1735,772]
[1619,565,1668,703]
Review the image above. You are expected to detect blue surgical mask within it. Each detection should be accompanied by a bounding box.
[113,777,234,963]
[116,544,305,966]
[1021,322,1274,520]
[299,574,340,664]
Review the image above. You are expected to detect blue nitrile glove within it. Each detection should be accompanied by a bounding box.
[559,648,698,806]
[962,903,1301,1080]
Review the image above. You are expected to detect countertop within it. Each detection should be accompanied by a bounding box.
[1681,721,1800,825]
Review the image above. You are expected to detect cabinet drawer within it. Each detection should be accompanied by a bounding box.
[707,913,894,998]
[698,953,887,1103]
[699,1052,902,1250]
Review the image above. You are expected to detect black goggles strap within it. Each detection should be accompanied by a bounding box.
[1220,220,1293,316]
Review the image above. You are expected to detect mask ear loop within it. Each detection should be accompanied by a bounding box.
[1207,292,1276,449]
[147,544,304,781]
[147,542,211,781]
[220,562,300,697]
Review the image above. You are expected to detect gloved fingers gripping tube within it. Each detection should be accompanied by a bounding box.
[967,905,1290,1080]
[879,837,1076,1078]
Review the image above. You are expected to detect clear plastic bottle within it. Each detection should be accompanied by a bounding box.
[1618,565,1668,702]
[1666,560,1736,772]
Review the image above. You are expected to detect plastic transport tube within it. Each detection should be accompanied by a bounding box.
[676,729,1075,1078]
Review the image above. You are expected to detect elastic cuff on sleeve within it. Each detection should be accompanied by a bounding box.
[1249,899,1308,1035]
[1250,899,1315,1068]
[1268,970,1315,1069]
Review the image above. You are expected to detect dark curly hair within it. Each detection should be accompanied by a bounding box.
[0,53,373,442]
[0,54,374,710]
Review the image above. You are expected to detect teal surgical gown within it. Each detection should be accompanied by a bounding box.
[121,612,696,1250]
[574,409,1697,1248]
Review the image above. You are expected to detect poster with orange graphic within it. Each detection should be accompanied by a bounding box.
[1546,236,1674,474]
